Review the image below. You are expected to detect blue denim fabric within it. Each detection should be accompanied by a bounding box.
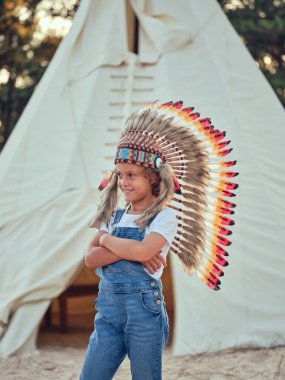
[80,209,169,380]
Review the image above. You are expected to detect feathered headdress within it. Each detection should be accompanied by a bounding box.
[99,100,239,291]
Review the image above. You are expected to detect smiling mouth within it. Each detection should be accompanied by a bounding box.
[122,189,133,193]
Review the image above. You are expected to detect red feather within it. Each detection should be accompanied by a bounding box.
[98,178,111,191]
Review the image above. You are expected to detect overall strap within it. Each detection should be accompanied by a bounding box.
[147,215,156,227]
[111,208,125,226]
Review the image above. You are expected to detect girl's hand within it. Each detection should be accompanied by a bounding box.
[99,233,109,247]
[142,252,167,274]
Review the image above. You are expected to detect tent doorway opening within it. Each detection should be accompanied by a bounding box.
[43,260,175,345]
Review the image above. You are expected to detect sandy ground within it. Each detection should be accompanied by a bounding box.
[0,328,284,380]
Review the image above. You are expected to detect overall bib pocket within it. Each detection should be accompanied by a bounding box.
[103,261,131,273]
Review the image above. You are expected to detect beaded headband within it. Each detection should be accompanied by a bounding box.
[115,147,163,170]
[98,100,239,291]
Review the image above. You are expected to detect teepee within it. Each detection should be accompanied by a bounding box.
[0,0,285,357]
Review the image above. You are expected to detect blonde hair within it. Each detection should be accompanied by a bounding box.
[92,162,174,228]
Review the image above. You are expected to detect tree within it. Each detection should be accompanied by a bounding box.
[0,0,79,151]
[217,0,285,106]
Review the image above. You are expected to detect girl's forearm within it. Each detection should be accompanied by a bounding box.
[85,246,122,268]
[100,235,151,262]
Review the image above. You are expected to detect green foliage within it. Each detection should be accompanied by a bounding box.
[217,0,285,105]
[0,0,79,151]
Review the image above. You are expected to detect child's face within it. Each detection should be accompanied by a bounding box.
[116,163,155,204]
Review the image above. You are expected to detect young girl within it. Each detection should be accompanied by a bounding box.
[80,100,238,379]
[80,163,177,380]
[80,106,179,380]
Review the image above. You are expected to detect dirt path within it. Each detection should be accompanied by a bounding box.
[1,330,284,379]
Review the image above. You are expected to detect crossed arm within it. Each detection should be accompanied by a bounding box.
[85,230,167,274]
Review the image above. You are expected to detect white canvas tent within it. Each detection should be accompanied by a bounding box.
[1,0,285,357]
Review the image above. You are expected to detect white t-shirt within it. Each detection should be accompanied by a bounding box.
[100,207,178,279]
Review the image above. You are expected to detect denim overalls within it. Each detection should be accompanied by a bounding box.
[80,209,169,380]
